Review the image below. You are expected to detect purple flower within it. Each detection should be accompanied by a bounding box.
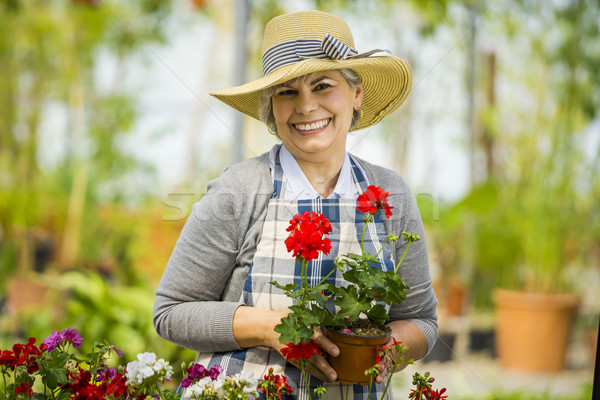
[207,365,224,380]
[62,329,83,348]
[109,344,123,357]
[105,367,118,380]
[42,328,83,351]
[43,331,62,352]
[181,364,208,388]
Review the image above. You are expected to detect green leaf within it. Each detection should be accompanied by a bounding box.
[333,286,370,321]
[344,253,363,261]
[366,304,389,323]
[269,281,298,292]
[383,274,409,304]
[274,315,313,344]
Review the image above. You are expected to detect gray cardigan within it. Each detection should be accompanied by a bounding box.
[153,148,438,355]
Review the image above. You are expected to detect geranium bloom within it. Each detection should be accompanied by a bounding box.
[125,352,173,386]
[14,381,34,396]
[285,211,332,262]
[181,363,224,388]
[43,328,83,351]
[259,367,292,399]
[357,185,394,218]
[280,340,322,362]
[223,371,259,400]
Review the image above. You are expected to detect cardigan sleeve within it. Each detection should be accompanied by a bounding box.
[153,155,272,353]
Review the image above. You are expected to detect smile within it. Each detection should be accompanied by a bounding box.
[293,118,330,132]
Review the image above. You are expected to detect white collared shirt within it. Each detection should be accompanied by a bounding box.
[268,145,363,200]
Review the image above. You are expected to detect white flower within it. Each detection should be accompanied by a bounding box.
[225,371,258,399]
[137,352,157,365]
[184,377,223,400]
[125,352,172,385]
[153,358,174,379]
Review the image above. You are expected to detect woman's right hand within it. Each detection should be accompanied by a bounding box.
[232,306,339,382]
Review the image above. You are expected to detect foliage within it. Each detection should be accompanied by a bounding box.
[0,0,170,283]
[417,0,600,301]
[270,186,424,399]
[0,329,271,400]
[272,186,419,346]
[10,271,195,367]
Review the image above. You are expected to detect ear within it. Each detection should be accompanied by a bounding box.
[353,85,364,109]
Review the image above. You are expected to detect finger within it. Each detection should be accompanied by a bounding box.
[287,357,333,383]
[313,331,340,357]
[375,360,389,384]
[309,353,337,383]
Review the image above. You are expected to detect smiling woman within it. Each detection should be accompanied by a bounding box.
[153,10,437,400]
[268,70,363,197]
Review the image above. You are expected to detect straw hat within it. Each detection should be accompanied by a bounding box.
[210,10,412,131]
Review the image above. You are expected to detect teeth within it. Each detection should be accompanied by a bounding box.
[295,119,329,131]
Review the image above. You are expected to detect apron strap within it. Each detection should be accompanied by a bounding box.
[272,147,287,199]
[349,155,369,194]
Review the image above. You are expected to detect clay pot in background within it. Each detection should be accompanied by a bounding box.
[493,289,579,372]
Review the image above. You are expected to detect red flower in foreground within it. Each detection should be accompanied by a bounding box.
[280,340,322,362]
[357,185,393,218]
[14,381,33,396]
[284,211,332,262]
[258,367,292,400]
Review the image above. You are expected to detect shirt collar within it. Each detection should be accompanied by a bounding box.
[277,145,359,200]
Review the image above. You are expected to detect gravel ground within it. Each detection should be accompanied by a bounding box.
[391,355,593,399]
[388,328,595,399]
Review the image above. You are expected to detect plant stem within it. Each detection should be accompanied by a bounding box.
[361,215,369,254]
[367,235,390,267]
[301,367,312,400]
[395,241,412,274]
[2,372,7,400]
[380,365,397,399]
[316,266,337,287]
[301,259,309,305]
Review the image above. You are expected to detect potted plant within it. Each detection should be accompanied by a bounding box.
[270,185,421,388]
[468,176,582,372]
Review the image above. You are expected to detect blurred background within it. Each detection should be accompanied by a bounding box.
[0,0,598,398]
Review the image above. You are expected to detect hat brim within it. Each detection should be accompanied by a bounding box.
[209,56,412,131]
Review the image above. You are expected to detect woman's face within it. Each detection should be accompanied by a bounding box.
[271,70,363,164]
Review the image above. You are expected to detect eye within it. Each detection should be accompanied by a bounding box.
[275,88,296,96]
[314,82,332,91]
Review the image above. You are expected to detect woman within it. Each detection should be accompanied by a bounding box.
[153,10,437,399]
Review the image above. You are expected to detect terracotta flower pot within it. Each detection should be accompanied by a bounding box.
[492,289,579,372]
[323,325,391,385]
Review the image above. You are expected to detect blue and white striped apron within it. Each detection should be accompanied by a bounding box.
[198,150,395,400]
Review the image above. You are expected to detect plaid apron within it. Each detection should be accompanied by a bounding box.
[197,150,395,400]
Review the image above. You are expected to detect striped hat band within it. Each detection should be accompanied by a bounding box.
[262,34,359,75]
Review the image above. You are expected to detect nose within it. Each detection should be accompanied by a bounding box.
[295,90,318,115]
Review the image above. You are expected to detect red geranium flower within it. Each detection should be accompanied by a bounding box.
[280,340,322,362]
[284,211,332,262]
[258,367,292,400]
[357,185,393,219]
[14,381,33,396]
